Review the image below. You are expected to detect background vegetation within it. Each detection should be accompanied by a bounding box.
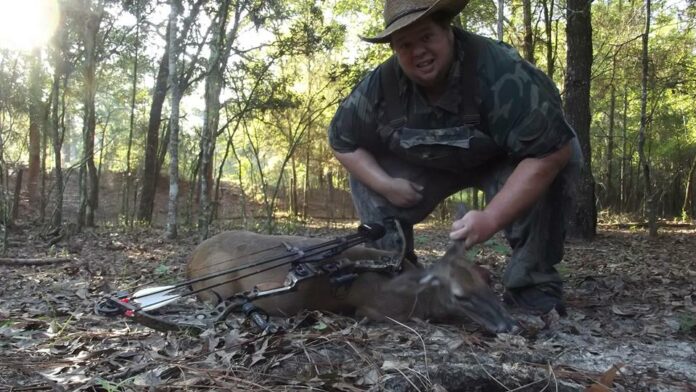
[0,0,694,244]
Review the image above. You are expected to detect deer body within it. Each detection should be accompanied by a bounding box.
[187,230,516,332]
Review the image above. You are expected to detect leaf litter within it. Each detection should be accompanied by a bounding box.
[0,223,694,391]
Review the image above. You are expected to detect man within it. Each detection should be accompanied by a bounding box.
[327,0,582,315]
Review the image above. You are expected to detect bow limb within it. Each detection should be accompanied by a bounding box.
[98,295,206,335]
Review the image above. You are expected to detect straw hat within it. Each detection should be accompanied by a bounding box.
[361,0,469,44]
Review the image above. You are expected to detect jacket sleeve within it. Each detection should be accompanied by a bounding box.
[327,70,382,153]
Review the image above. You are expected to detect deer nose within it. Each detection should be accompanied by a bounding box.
[495,318,521,334]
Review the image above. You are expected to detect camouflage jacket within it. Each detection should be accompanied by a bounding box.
[327,28,575,172]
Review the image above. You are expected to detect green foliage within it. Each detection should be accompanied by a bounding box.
[590,0,696,216]
[0,0,694,227]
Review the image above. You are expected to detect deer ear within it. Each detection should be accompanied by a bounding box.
[383,269,434,294]
[441,241,470,266]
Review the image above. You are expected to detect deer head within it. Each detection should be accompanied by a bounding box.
[385,241,518,334]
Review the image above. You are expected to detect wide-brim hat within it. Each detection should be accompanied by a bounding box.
[361,0,470,44]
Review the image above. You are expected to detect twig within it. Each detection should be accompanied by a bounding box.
[0,257,73,266]
[466,340,511,391]
[392,366,423,392]
[385,316,430,384]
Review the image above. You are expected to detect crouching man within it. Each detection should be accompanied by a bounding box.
[327,0,582,315]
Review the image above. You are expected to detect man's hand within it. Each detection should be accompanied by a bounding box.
[333,148,424,208]
[449,210,499,249]
[449,142,573,248]
[379,177,423,207]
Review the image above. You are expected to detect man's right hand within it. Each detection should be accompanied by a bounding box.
[333,147,424,208]
[379,177,423,207]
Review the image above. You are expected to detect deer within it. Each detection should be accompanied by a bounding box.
[186,230,518,334]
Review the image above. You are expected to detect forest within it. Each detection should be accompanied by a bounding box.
[0,0,693,238]
[0,0,695,390]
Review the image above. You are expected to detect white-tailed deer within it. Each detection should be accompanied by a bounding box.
[187,230,517,333]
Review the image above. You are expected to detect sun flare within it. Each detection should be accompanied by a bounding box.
[0,0,59,51]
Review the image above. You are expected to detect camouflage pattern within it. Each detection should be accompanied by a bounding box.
[328,28,582,290]
[328,29,575,160]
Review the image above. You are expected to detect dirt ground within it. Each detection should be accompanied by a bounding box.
[1,220,695,391]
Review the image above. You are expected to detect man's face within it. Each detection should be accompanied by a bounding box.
[391,17,455,91]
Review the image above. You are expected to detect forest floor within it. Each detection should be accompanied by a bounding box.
[1,219,695,391]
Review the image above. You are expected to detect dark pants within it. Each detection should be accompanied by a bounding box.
[349,140,581,290]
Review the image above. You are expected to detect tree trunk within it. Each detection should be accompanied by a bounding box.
[40,104,49,222]
[230,131,247,226]
[80,0,103,228]
[198,1,230,239]
[497,0,504,41]
[564,0,595,239]
[49,61,64,229]
[137,28,170,223]
[165,0,181,239]
[620,86,628,212]
[542,0,555,78]
[11,169,22,223]
[213,129,233,221]
[124,4,141,226]
[28,50,43,207]
[606,56,617,210]
[522,0,535,64]
[682,155,696,219]
[302,137,310,219]
[637,0,657,237]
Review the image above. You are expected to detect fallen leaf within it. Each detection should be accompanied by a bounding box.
[585,362,624,392]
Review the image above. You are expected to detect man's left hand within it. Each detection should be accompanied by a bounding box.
[449,210,499,249]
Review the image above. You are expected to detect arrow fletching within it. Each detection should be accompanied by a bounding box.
[131,285,180,311]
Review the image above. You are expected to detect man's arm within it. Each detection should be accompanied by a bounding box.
[333,147,424,207]
[450,142,572,248]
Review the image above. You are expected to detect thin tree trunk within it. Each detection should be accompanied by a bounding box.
[564,0,595,239]
[40,102,48,223]
[497,0,504,41]
[302,140,310,219]
[542,0,555,78]
[682,155,696,219]
[81,0,103,227]
[124,4,140,226]
[28,50,43,207]
[606,56,617,210]
[213,128,233,221]
[620,86,628,212]
[11,169,22,222]
[637,0,657,236]
[244,123,271,231]
[49,64,64,229]
[166,0,181,239]
[198,1,230,239]
[230,131,247,226]
[137,29,170,223]
[290,158,299,216]
[522,0,535,63]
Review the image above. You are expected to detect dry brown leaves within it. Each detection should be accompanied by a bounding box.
[0,222,694,391]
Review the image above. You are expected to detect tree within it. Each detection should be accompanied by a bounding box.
[165,0,182,239]
[522,0,535,63]
[48,23,67,230]
[124,0,143,226]
[28,50,44,208]
[137,28,170,224]
[564,0,595,239]
[198,0,236,238]
[77,0,106,229]
[637,0,657,236]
